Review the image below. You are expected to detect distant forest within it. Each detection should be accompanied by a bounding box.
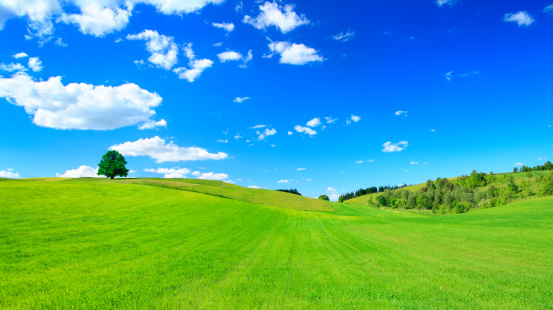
[277,189,302,196]
[339,184,407,202]
[513,161,553,173]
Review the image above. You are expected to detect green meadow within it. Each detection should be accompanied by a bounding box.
[1,178,552,309]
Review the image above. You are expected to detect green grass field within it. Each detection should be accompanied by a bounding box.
[1,178,552,309]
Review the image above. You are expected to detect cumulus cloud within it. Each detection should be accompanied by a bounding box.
[192,171,229,180]
[216,139,228,143]
[234,96,250,103]
[356,160,363,164]
[250,125,267,129]
[504,11,535,27]
[332,30,355,42]
[238,50,253,68]
[0,73,164,130]
[248,185,260,189]
[445,71,453,81]
[173,43,213,82]
[306,117,322,128]
[13,52,28,59]
[217,51,242,62]
[60,3,131,37]
[0,0,60,41]
[0,63,27,72]
[395,110,408,117]
[110,136,228,163]
[212,22,234,33]
[257,128,277,140]
[545,4,553,14]
[56,165,100,178]
[435,0,456,7]
[288,131,293,135]
[144,167,190,178]
[295,125,317,136]
[138,119,167,130]
[0,169,20,178]
[278,179,289,184]
[345,114,360,125]
[410,161,419,165]
[325,117,337,124]
[267,41,323,65]
[28,57,43,72]
[514,162,524,166]
[382,141,409,153]
[127,29,178,70]
[243,1,309,34]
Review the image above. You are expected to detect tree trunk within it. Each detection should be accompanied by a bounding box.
[111,176,114,179]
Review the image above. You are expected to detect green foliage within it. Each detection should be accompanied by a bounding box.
[542,171,553,196]
[276,188,301,196]
[318,195,330,201]
[375,195,388,207]
[97,150,129,179]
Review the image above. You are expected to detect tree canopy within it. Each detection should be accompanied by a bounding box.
[97,150,130,179]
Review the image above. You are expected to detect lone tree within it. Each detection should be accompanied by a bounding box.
[318,195,330,201]
[97,150,129,179]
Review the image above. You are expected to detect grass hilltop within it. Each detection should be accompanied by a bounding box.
[1,176,553,309]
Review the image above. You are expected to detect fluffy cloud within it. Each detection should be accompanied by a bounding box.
[325,117,337,123]
[243,1,309,34]
[435,0,456,7]
[332,30,355,42]
[191,171,228,180]
[297,168,306,171]
[0,63,27,72]
[217,51,242,62]
[295,125,317,136]
[234,96,250,103]
[267,41,323,65]
[0,73,164,130]
[395,110,408,116]
[239,50,253,68]
[0,169,20,178]
[110,136,228,163]
[545,4,553,14]
[356,160,363,164]
[248,185,260,189]
[13,52,28,59]
[278,179,289,184]
[306,117,322,128]
[127,30,178,70]
[56,165,100,178]
[60,3,131,37]
[410,161,419,165]
[445,71,453,81]
[514,162,524,166]
[504,11,535,27]
[216,139,228,143]
[28,57,43,72]
[138,119,167,130]
[382,141,409,153]
[136,0,224,15]
[345,114,360,125]
[257,128,277,140]
[0,0,60,41]
[173,43,213,82]
[212,22,234,33]
[250,125,266,129]
[144,167,190,178]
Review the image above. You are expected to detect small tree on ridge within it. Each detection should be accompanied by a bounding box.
[97,150,129,179]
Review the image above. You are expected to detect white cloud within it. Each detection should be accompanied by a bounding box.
[138,119,167,130]
[212,22,234,33]
[459,71,481,78]
[0,73,164,130]
[239,50,253,68]
[430,129,436,132]
[327,187,336,192]
[395,110,408,117]
[13,52,28,59]
[356,160,363,164]
[173,43,213,82]
[28,57,43,72]
[0,63,27,72]
[243,1,309,34]
[545,4,553,14]
[435,0,456,7]
[144,167,190,178]
[251,125,266,129]
[504,11,535,27]
[325,117,337,123]
[0,0,59,42]
[213,42,223,47]
[278,179,289,184]
[257,128,276,140]
[218,51,242,62]
[295,125,317,136]
[136,0,224,15]
[110,136,228,163]
[514,162,523,166]
[297,168,306,171]
[234,96,250,103]
[0,169,20,178]
[248,185,260,189]
[306,117,322,128]
[382,141,409,153]
[60,3,131,37]
[127,29,178,70]
[445,71,453,81]
[234,134,243,140]
[56,165,100,178]
[191,171,228,180]
[55,37,67,47]
[410,161,419,165]
[332,30,355,42]
[368,159,375,163]
[216,139,228,143]
[267,41,323,65]
[345,114,360,125]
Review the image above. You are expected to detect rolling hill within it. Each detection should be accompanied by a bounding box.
[1,178,552,309]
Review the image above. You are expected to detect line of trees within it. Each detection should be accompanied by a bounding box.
[513,161,553,173]
[276,189,302,196]
[338,184,407,202]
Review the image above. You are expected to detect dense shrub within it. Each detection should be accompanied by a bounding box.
[318,195,330,201]
[542,172,553,196]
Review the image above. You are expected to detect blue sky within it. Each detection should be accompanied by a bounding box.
[1,0,552,199]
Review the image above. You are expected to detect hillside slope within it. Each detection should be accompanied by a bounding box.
[1,178,552,309]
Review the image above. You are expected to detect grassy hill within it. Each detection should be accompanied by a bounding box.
[1,178,553,308]
[344,171,550,205]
